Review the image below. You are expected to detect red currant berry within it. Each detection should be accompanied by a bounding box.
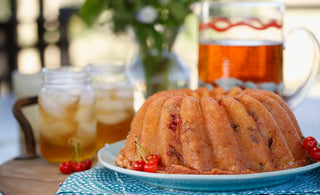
[144,160,158,173]
[303,136,318,150]
[147,154,160,164]
[132,160,146,171]
[59,162,73,174]
[72,161,86,172]
[83,159,92,170]
[310,147,320,161]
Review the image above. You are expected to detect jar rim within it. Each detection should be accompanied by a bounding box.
[42,66,88,86]
[42,66,86,77]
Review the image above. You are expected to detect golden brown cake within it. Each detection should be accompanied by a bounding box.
[115,87,310,174]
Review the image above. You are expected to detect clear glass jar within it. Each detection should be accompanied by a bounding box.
[38,66,96,163]
[87,63,134,150]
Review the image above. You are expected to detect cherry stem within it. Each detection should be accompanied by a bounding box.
[69,141,75,161]
[75,144,80,163]
[135,137,149,163]
[137,143,147,163]
[136,138,151,158]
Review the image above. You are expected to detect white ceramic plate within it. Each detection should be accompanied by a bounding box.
[98,140,320,191]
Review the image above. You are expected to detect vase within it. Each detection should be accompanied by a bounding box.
[129,51,190,110]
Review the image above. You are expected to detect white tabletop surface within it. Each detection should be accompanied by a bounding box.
[0,85,320,165]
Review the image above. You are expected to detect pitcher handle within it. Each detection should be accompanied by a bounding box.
[12,96,38,159]
[283,27,320,109]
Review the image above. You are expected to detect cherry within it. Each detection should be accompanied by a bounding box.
[134,137,160,173]
[59,162,73,174]
[310,147,320,161]
[132,160,146,171]
[147,154,160,164]
[72,161,86,172]
[58,141,94,173]
[144,160,158,173]
[67,160,73,166]
[83,159,92,170]
[303,136,318,151]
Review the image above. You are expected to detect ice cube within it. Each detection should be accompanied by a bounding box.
[116,88,134,98]
[68,87,82,97]
[96,111,129,125]
[69,121,96,147]
[79,90,95,105]
[95,98,133,111]
[244,81,258,89]
[75,104,95,122]
[259,82,277,92]
[40,120,77,146]
[93,87,111,99]
[58,94,79,106]
[77,121,97,135]
[39,94,64,117]
[40,90,79,117]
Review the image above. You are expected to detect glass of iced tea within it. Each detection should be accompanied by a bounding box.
[87,63,134,150]
[38,66,96,163]
[196,1,320,108]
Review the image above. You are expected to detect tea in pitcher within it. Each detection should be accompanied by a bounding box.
[196,1,320,108]
[198,39,283,91]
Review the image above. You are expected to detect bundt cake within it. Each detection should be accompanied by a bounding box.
[115,87,310,174]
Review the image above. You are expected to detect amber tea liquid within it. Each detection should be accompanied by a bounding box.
[94,87,134,150]
[96,111,133,147]
[39,93,97,163]
[198,40,283,87]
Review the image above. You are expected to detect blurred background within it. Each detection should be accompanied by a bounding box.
[0,0,320,164]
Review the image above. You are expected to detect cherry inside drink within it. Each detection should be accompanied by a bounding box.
[198,40,283,89]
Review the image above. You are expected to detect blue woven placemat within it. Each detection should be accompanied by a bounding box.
[57,164,320,195]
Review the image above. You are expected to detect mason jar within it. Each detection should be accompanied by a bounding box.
[87,63,134,150]
[38,66,96,163]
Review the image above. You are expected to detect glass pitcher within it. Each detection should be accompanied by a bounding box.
[194,0,320,108]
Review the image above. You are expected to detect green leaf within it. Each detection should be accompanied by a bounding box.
[168,0,189,24]
[80,0,110,26]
